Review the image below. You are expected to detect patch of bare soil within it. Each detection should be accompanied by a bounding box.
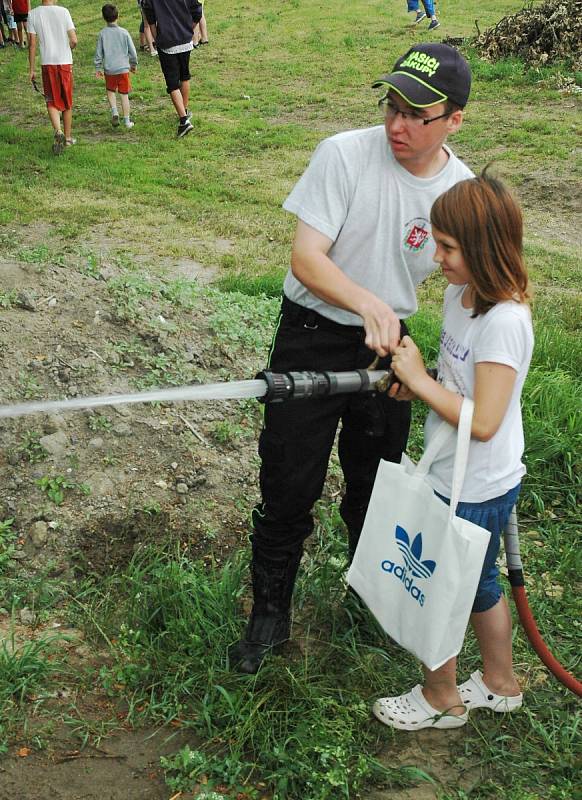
[0,618,197,800]
[370,732,482,800]
[0,240,260,577]
[0,724,196,800]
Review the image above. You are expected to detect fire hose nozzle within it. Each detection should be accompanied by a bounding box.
[257,369,393,403]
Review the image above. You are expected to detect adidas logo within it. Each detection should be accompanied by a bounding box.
[380,525,437,607]
[395,526,436,579]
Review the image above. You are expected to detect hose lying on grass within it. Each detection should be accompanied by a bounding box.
[504,508,582,698]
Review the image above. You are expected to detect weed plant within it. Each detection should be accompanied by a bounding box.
[0,519,17,572]
[14,431,49,464]
[36,474,91,506]
[0,633,62,752]
[0,290,17,309]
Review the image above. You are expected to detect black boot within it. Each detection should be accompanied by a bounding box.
[347,526,361,564]
[229,548,302,674]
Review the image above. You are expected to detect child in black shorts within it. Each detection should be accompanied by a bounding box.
[142,0,202,138]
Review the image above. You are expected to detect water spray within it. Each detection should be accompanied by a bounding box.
[0,369,392,420]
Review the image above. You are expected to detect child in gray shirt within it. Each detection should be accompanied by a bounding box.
[95,3,137,128]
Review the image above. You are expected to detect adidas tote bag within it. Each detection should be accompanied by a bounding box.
[347,398,491,671]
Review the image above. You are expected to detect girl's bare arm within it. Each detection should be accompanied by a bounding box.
[391,336,517,441]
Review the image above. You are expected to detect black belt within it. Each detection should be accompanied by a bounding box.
[281,295,366,339]
[281,295,408,341]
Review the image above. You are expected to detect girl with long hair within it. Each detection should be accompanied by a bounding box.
[374,172,533,730]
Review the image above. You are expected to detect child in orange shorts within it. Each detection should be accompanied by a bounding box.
[95,4,137,129]
[27,0,77,155]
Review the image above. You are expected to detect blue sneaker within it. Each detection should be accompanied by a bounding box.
[428,18,440,29]
[414,10,426,23]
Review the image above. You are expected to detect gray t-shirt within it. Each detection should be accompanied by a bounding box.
[282,125,474,325]
[94,24,138,74]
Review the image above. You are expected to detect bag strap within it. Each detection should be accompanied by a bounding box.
[415,378,463,475]
[448,397,474,521]
[414,420,456,477]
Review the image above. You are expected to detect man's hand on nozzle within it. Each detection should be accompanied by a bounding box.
[359,295,401,357]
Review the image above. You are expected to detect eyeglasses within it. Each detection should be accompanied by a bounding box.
[380,99,451,127]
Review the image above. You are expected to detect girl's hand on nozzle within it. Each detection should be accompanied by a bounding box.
[390,336,427,391]
[95,70,104,79]
[388,380,416,402]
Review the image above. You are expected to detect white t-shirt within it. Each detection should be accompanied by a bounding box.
[28,5,75,66]
[282,125,474,325]
[425,284,534,503]
[160,41,194,54]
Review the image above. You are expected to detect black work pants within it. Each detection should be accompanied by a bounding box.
[251,297,411,559]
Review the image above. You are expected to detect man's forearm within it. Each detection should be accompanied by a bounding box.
[290,220,401,354]
[290,248,372,315]
[291,249,401,355]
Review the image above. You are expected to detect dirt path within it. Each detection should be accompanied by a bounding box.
[0,726,196,800]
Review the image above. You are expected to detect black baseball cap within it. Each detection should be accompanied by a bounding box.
[372,43,471,108]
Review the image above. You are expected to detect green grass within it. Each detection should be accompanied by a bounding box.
[0,632,63,753]
[84,488,579,799]
[1,0,580,271]
[1,0,581,796]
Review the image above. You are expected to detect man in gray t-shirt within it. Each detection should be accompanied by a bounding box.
[230,43,473,674]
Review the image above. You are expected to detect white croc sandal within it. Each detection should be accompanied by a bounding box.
[373,684,468,731]
[458,671,523,713]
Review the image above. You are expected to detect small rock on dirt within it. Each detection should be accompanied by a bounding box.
[112,404,131,417]
[29,520,49,548]
[39,430,69,457]
[112,422,132,437]
[85,472,115,497]
[16,290,37,311]
[19,607,35,624]
[44,413,67,433]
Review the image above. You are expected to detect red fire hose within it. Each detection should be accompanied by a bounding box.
[504,508,582,697]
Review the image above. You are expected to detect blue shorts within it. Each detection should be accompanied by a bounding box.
[436,484,521,613]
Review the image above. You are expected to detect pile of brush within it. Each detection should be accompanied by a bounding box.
[474,0,582,69]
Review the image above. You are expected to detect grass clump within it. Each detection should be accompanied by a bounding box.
[0,518,18,572]
[208,289,278,352]
[0,633,62,753]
